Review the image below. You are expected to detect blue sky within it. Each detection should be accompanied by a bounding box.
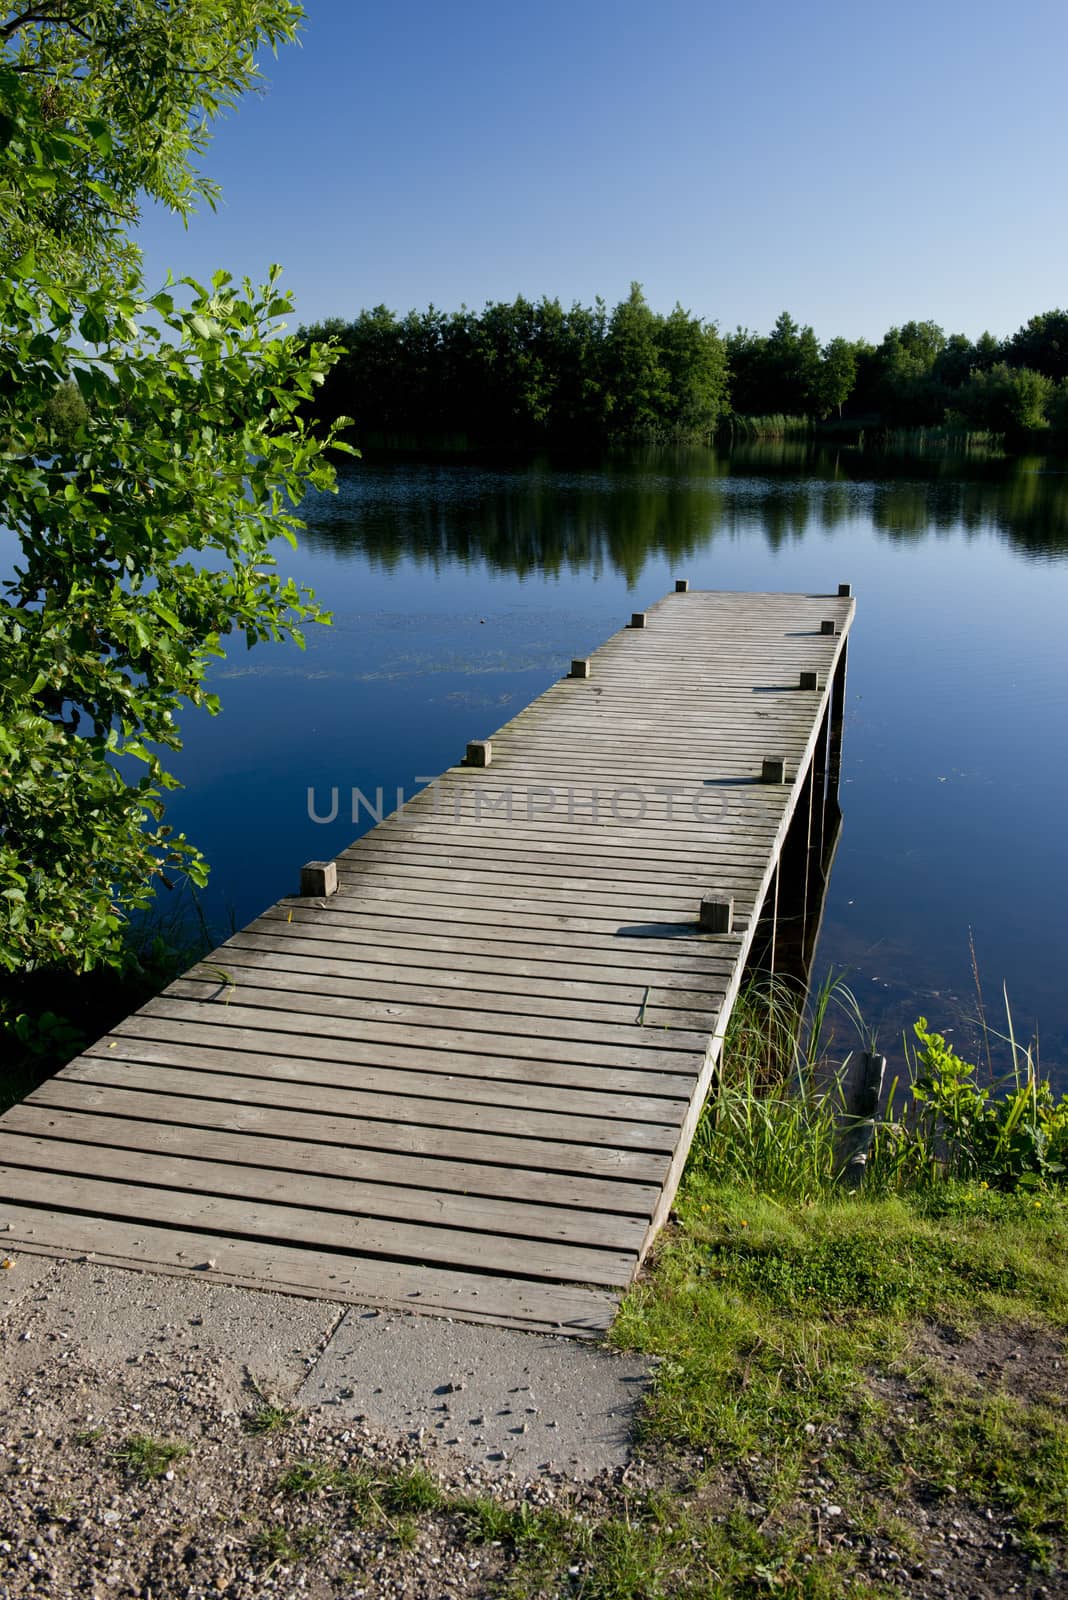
[136,0,1068,344]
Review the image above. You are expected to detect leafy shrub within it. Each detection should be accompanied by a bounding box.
[904,1019,1068,1189]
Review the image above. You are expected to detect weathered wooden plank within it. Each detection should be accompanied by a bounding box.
[62,1057,683,1152]
[138,992,713,1071]
[340,835,774,877]
[340,820,779,867]
[223,931,729,1013]
[317,885,758,934]
[254,908,748,966]
[329,864,767,909]
[80,1033,690,1124]
[185,954,721,1034]
[6,1097,657,1214]
[28,1077,669,1187]
[0,1204,617,1335]
[0,1126,648,1251]
[0,1163,634,1286]
[87,1016,699,1097]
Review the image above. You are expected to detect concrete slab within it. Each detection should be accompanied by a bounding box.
[299,1307,651,1480]
[0,1257,345,1407]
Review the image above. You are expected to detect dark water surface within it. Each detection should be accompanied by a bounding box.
[36,444,1068,1080]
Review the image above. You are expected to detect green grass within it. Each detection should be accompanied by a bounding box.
[250,1521,326,1571]
[71,1426,105,1447]
[723,413,814,440]
[109,1434,190,1481]
[601,974,1068,1585]
[277,1458,441,1542]
[614,1186,1068,1447]
[271,1462,892,1597]
[242,1402,296,1436]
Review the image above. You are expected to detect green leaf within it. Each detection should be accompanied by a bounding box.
[85,119,114,159]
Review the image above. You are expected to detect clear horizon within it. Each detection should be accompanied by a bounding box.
[134,0,1068,346]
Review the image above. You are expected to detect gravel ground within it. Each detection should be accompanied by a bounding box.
[0,1254,1063,1599]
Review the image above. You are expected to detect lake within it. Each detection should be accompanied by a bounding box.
[56,444,1068,1083]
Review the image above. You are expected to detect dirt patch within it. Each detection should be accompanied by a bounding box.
[906,1319,1067,1408]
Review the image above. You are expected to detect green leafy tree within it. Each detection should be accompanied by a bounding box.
[953,363,1052,436]
[874,320,947,424]
[1006,310,1068,382]
[0,5,351,972]
[816,336,857,418]
[1047,379,1068,445]
[655,304,729,436]
[604,283,670,435]
[766,312,821,415]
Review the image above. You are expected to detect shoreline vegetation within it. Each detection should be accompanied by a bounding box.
[299,290,1068,456]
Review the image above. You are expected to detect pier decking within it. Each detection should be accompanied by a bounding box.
[0,587,853,1336]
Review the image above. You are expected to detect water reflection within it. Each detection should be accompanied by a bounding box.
[302,445,1068,576]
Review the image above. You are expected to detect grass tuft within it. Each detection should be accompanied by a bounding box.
[109,1434,190,1481]
[242,1402,296,1436]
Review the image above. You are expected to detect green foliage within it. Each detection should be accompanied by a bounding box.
[242,1403,296,1436]
[250,1522,325,1569]
[892,1018,1068,1189]
[1,1,305,281]
[278,1457,441,1523]
[687,974,868,1201]
[721,412,813,440]
[725,316,825,418]
[305,289,1068,444]
[1048,377,1068,443]
[1006,309,1068,383]
[952,362,1053,435]
[614,1183,1068,1445]
[816,336,857,418]
[109,1433,190,1481]
[690,978,1067,1204]
[303,285,728,447]
[0,5,353,972]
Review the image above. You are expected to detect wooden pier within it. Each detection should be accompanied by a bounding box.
[0,587,854,1337]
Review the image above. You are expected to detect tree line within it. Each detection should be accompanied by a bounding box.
[300,292,1068,447]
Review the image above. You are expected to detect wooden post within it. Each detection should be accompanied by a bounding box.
[773,756,815,992]
[465,739,492,767]
[629,612,647,629]
[761,757,786,784]
[300,861,337,897]
[838,582,852,596]
[809,701,830,872]
[824,636,848,841]
[820,619,836,635]
[675,579,689,593]
[746,871,778,975]
[799,670,819,690]
[699,896,734,933]
[839,1052,887,1188]
[569,659,591,679]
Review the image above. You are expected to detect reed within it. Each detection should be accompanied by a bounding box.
[688,973,1067,1203]
[720,411,813,440]
[687,971,864,1201]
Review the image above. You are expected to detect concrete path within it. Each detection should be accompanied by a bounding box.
[0,1256,650,1481]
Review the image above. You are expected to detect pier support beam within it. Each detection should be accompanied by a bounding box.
[824,637,848,844]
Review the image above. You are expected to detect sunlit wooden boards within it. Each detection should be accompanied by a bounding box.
[0,588,854,1337]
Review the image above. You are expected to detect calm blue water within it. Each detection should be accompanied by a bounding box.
[14,445,1068,1078]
